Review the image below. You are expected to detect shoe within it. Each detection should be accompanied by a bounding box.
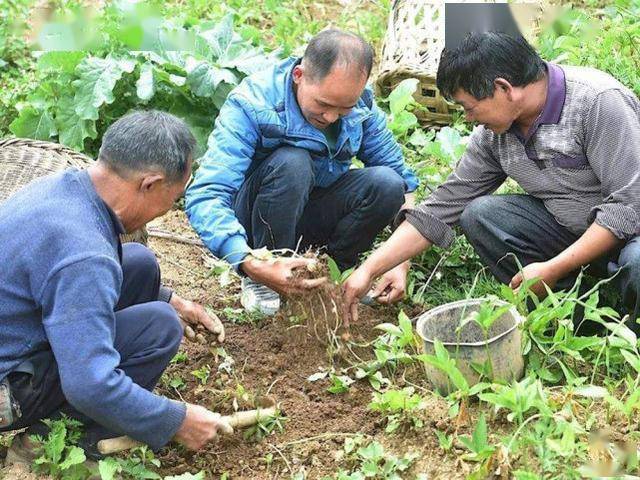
[241,278,280,316]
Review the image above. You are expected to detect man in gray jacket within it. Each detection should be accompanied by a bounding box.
[343,33,640,329]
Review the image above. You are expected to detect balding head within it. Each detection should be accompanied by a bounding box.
[302,29,374,83]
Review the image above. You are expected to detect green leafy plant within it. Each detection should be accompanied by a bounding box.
[368,387,425,433]
[190,364,211,385]
[327,440,418,480]
[327,256,355,285]
[479,376,552,424]
[9,11,275,157]
[327,374,355,394]
[31,417,91,479]
[98,446,162,479]
[458,414,495,462]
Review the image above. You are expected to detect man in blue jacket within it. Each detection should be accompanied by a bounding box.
[0,111,231,466]
[186,29,419,315]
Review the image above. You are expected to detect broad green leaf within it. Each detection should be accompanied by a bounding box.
[326,256,341,283]
[436,127,464,161]
[73,56,131,120]
[357,441,384,461]
[56,96,97,151]
[389,110,417,136]
[198,15,234,59]
[59,446,85,470]
[9,106,57,141]
[98,457,121,480]
[186,61,237,97]
[37,51,86,74]
[136,62,155,101]
[374,323,403,336]
[621,349,640,374]
[388,78,419,115]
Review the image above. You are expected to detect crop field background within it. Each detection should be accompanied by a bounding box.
[1,0,640,479]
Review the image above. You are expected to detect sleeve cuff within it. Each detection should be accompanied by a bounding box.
[219,235,251,272]
[146,400,187,451]
[591,204,639,240]
[158,286,173,303]
[396,207,455,248]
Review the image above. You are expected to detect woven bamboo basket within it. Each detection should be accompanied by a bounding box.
[376,0,544,127]
[0,138,147,244]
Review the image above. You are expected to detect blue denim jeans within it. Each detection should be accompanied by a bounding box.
[234,147,406,269]
[460,194,640,330]
[1,244,182,457]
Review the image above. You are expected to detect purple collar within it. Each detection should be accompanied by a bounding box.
[509,62,566,143]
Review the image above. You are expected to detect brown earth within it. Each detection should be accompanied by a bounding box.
[147,209,467,479]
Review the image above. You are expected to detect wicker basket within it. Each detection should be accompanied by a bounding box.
[0,137,147,245]
[376,0,543,127]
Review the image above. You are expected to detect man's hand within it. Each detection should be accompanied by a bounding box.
[174,404,233,451]
[170,294,225,343]
[509,261,561,297]
[371,261,410,304]
[342,265,375,328]
[241,256,326,295]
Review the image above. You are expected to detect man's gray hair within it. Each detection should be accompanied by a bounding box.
[98,110,196,182]
[302,29,374,82]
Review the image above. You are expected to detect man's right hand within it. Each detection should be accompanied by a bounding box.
[241,256,326,295]
[174,404,233,450]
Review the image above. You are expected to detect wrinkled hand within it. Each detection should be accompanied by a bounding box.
[170,294,225,343]
[509,261,560,297]
[242,256,326,296]
[341,265,375,328]
[174,404,233,451]
[372,262,410,305]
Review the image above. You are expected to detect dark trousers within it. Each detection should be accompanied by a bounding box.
[459,194,640,329]
[1,243,182,456]
[234,146,406,269]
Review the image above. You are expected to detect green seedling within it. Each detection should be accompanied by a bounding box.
[435,430,454,452]
[327,440,418,480]
[190,364,211,385]
[479,376,552,424]
[368,387,425,433]
[98,446,162,479]
[327,256,355,285]
[458,414,495,462]
[327,374,354,394]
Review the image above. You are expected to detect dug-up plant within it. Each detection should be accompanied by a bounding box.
[368,387,426,433]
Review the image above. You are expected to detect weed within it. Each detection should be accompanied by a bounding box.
[190,364,211,385]
[368,387,425,433]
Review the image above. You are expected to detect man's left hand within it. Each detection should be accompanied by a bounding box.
[509,261,561,297]
[170,294,225,343]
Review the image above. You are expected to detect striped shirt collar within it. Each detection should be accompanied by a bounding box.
[509,62,566,143]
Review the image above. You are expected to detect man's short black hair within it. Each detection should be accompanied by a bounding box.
[98,110,196,183]
[302,29,374,82]
[436,32,546,101]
